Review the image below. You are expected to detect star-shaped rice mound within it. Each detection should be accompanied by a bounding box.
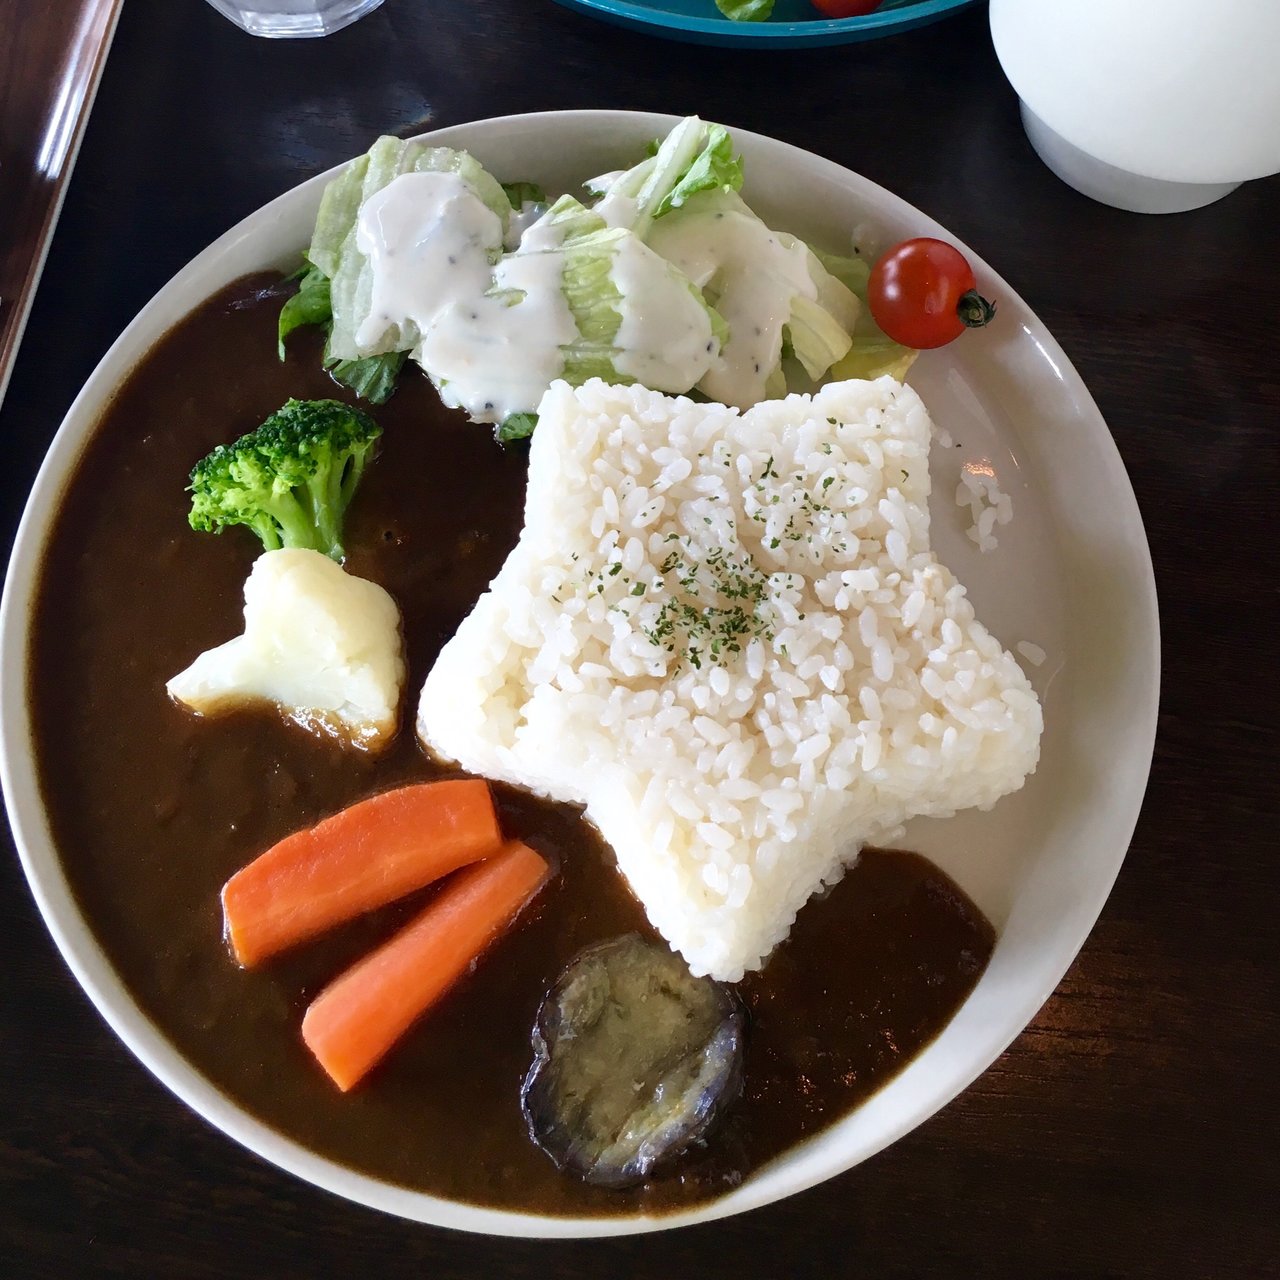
[418,378,1041,980]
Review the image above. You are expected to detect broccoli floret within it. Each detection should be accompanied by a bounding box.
[188,398,381,562]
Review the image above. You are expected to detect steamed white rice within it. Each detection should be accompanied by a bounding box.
[418,377,1041,980]
[957,460,1014,552]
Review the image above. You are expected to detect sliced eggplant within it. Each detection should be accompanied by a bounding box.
[521,934,744,1188]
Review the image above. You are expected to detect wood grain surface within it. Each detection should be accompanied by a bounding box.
[0,0,122,404]
[1,1,1277,1276]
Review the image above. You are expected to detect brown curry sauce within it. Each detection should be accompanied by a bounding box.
[28,275,994,1216]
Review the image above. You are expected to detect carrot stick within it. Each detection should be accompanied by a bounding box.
[301,840,551,1092]
[222,779,503,967]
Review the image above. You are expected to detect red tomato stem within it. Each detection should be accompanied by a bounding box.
[957,289,997,330]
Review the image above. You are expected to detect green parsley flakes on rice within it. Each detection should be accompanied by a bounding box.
[418,377,1042,981]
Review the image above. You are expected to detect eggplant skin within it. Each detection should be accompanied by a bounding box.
[521,934,745,1188]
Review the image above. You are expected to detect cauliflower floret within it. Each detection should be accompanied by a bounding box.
[167,548,404,751]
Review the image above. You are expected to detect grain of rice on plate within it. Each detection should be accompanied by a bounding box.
[418,377,1042,981]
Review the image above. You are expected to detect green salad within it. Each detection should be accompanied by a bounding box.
[279,116,913,438]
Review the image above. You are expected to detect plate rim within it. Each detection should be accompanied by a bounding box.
[0,107,1160,1238]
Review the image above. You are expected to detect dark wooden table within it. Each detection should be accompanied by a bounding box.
[2,1,1277,1275]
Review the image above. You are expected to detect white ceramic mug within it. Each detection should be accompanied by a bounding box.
[990,0,1280,213]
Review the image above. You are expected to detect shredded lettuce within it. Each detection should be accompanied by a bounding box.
[308,156,369,283]
[646,191,861,404]
[827,338,918,383]
[715,0,774,22]
[317,137,514,363]
[786,294,854,382]
[591,117,745,240]
[535,193,608,242]
[699,284,730,353]
[559,231,625,351]
[583,169,625,197]
[597,143,864,401]
[288,117,921,427]
[814,249,872,300]
[636,118,738,230]
[813,248,918,381]
[555,226,724,391]
[651,123,744,219]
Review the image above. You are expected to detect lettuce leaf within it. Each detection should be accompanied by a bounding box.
[814,249,872,300]
[715,0,774,22]
[785,293,854,381]
[651,123,744,218]
[559,231,625,351]
[827,338,918,383]
[502,181,547,208]
[592,117,745,241]
[316,138,514,363]
[324,349,408,404]
[288,117,916,428]
[276,257,405,403]
[308,156,369,283]
[532,193,608,244]
[555,227,725,392]
[646,190,860,404]
[813,248,917,381]
[277,259,332,360]
[497,412,537,442]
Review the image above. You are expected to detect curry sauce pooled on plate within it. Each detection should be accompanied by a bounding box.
[28,116,1031,1216]
[31,278,997,1214]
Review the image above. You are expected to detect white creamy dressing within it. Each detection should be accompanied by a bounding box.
[592,186,640,232]
[584,168,625,194]
[356,171,575,422]
[504,201,551,251]
[355,169,812,420]
[647,203,818,409]
[609,236,717,392]
[515,215,568,254]
[355,172,500,353]
[419,247,577,422]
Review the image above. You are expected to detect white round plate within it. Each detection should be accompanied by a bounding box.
[0,110,1159,1237]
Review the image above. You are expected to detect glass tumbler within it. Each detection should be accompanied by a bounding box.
[203,0,385,38]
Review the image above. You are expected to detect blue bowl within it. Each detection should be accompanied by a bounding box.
[552,0,979,49]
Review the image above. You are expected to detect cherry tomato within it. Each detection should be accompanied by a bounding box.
[867,237,997,350]
[809,0,883,15]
